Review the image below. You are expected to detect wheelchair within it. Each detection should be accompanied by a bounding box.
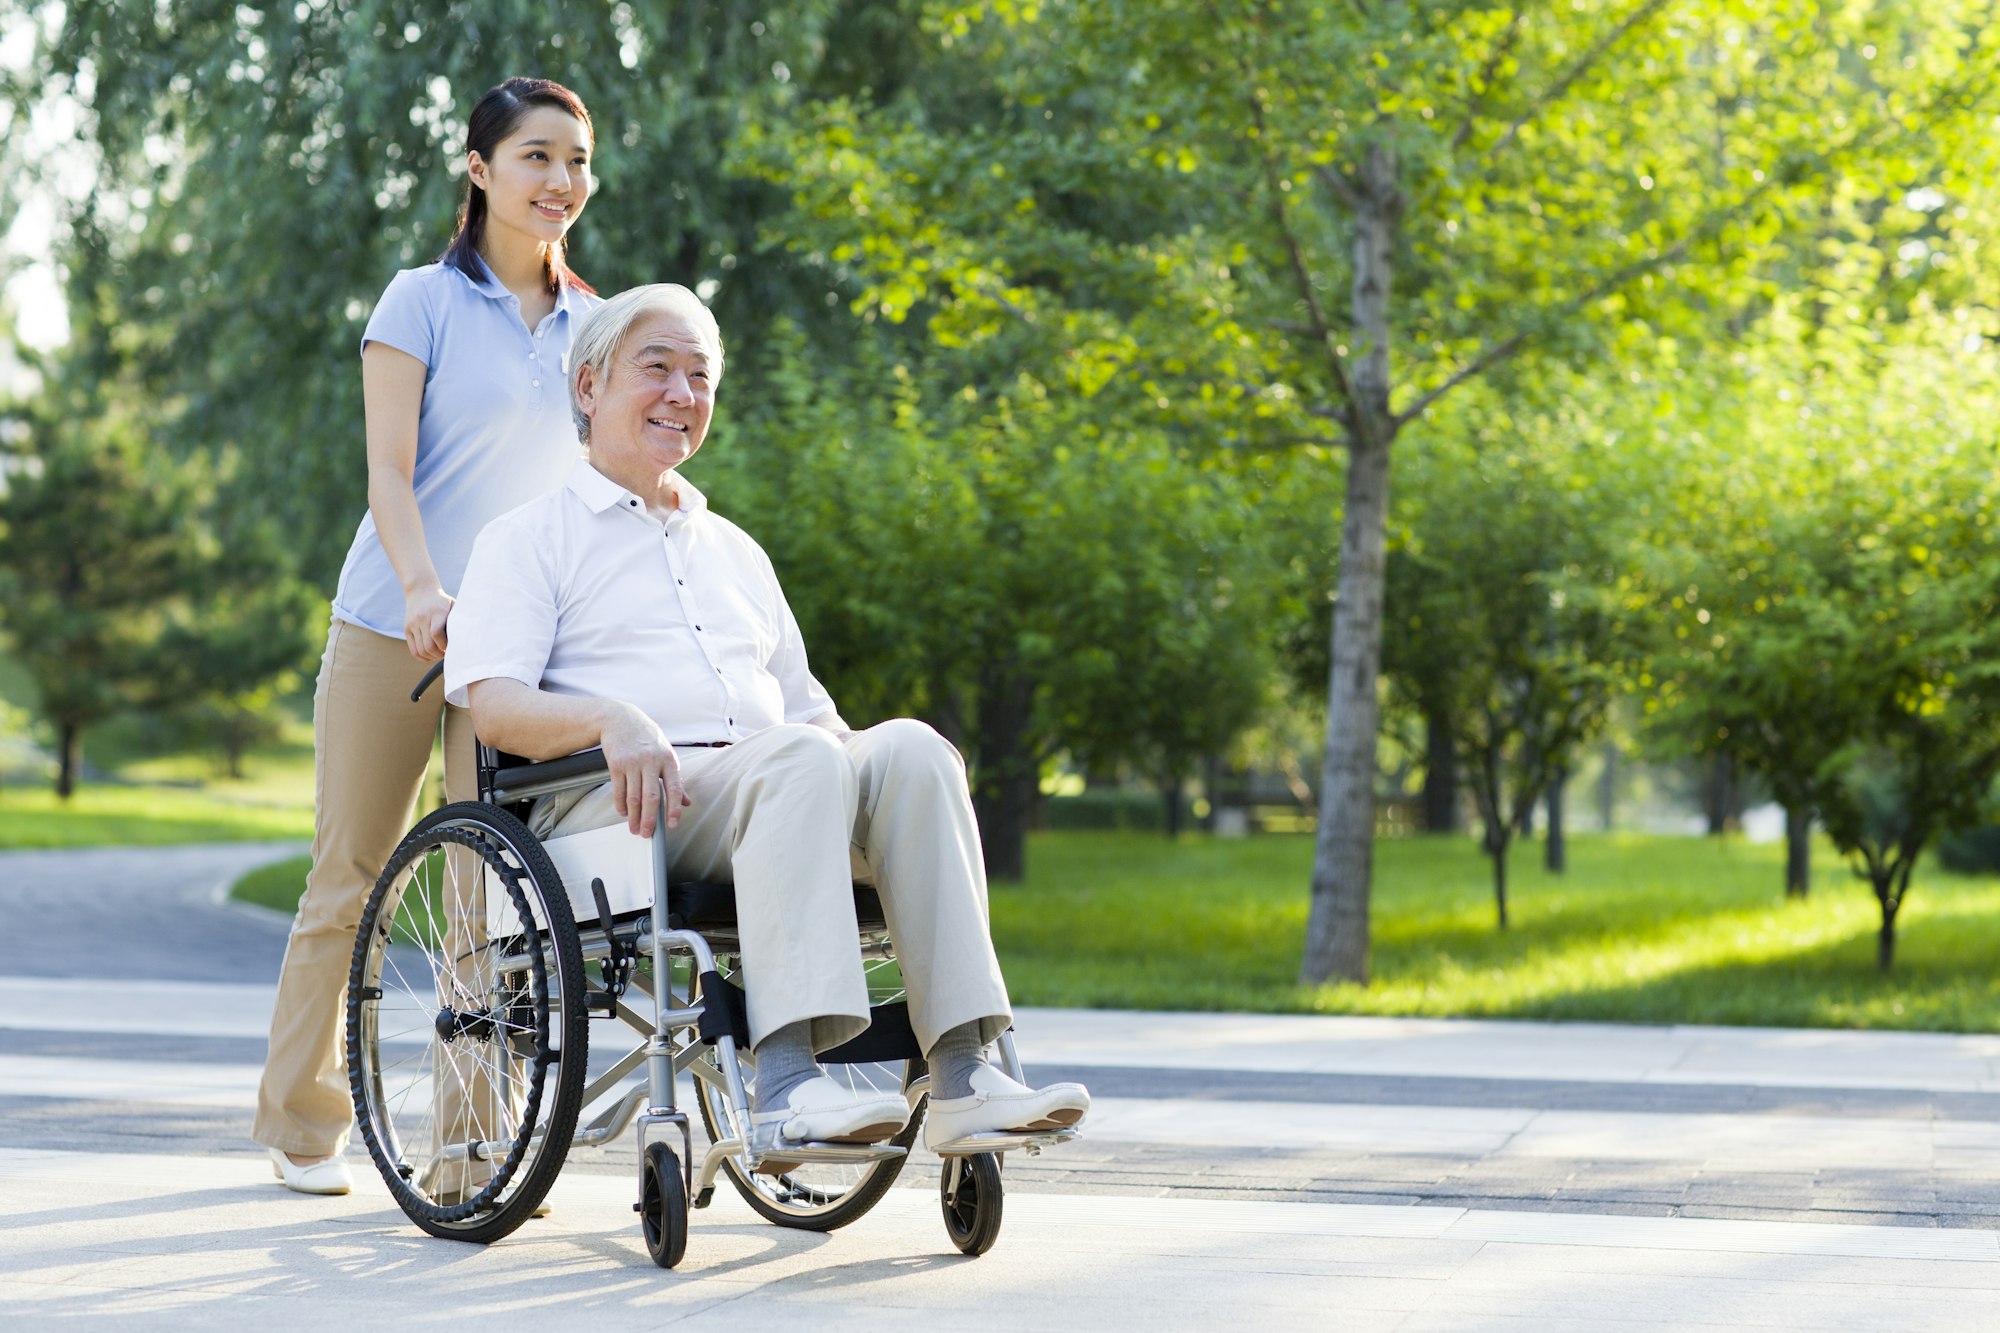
[343,665,1076,1266]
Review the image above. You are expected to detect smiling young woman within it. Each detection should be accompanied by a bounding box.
[252,78,604,1196]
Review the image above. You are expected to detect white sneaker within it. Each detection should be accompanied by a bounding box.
[751,1074,910,1149]
[923,1064,1089,1152]
[268,1148,353,1196]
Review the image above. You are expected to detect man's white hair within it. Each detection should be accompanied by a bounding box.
[569,283,725,440]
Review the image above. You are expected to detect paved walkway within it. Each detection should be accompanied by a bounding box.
[4,843,2000,1328]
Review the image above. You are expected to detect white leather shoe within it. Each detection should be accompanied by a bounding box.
[268,1148,353,1196]
[924,1064,1089,1152]
[752,1074,909,1149]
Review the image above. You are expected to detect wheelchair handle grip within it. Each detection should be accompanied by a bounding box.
[411,661,444,703]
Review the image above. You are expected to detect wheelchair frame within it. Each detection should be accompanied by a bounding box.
[345,667,1075,1266]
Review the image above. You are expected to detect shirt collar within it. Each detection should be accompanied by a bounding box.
[454,252,513,304]
[455,252,580,316]
[568,459,710,521]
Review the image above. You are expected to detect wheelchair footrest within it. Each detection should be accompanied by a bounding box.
[930,1126,1080,1157]
[756,1141,909,1166]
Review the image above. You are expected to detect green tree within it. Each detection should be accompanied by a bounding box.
[1382,378,1638,926]
[0,399,204,795]
[151,511,322,779]
[1645,301,2000,966]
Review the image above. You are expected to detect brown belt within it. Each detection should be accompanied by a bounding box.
[673,741,733,748]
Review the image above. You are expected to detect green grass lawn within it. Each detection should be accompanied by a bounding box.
[988,830,2000,1031]
[231,853,315,912]
[0,784,314,848]
[0,729,316,851]
[225,828,2000,1032]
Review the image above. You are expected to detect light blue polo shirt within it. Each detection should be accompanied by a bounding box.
[330,258,601,638]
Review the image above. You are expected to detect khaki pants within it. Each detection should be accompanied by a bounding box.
[254,619,475,1157]
[538,719,1012,1055]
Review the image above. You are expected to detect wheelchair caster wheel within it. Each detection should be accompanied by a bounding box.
[640,1142,688,1268]
[940,1152,1003,1256]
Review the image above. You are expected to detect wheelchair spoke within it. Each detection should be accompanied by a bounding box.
[689,950,919,1226]
[349,805,588,1243]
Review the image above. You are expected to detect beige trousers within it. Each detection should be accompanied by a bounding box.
[538,719,1012,1055]
[254,618,475,1157]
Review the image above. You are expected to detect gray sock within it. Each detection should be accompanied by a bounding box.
[752,1020,821,1115]
[926,1020,986,1100]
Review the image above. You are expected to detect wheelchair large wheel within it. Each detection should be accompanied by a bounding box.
[692,952,920,1231]
[348,802,589,1244]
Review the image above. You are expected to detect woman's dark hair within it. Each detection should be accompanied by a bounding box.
[439,77,596,294]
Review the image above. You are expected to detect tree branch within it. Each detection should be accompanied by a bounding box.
[1314,162,1360,210]
[1484,0,1673,163]
[1451,7,1525,152]
[1391,168,1788,429]
[1211,1,1364,441]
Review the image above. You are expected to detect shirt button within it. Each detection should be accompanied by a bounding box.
[695,625,702,631]
[531,379,541,387]
[677,579,684,585]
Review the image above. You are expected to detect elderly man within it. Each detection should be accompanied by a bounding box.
[443,283,1088,1154]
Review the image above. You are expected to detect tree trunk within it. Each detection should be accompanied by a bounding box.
[1489,831,1511,929]
[1598,742,1616,832]
[57,721,80,800]
[1421,706,1459,833]
[971,665,1037,882]
[1160,776,1183,837]
[1876,887,1898,972]
[1302,142,1400,987]
[1706,750,1734,835]
[1784,803,1811,899]
[1545,768,1567,874]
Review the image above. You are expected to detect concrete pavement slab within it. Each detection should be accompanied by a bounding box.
[1019,1009,2000,1093]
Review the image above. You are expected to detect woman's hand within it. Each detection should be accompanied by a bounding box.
[403,586,454,662]
[600,702,691,836]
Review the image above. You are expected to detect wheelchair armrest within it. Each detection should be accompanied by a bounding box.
[487,747,611,804]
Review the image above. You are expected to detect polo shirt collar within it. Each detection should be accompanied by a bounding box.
[454,252,514,304]
[567,459,710,519]
[456,253,583,316]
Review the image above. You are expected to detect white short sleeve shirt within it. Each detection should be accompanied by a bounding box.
[444,460,837,741]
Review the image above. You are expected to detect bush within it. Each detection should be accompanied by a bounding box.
[1938,824,2000,875]
[1043,788,1184,831]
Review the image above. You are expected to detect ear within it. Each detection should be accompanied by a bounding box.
[574,363,600,419]
[466,150,489,192]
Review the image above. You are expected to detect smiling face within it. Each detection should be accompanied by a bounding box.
[467,104,593,255]
[576,310,719,496]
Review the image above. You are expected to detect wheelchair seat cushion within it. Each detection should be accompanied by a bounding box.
[668,881,889,934]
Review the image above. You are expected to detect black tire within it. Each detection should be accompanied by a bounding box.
[940,1152,1003,1256]
[692,954,920,1231]
[641,1141,689,1268]
[348,802,589,1244]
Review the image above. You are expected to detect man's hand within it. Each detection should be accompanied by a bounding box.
[600,702,691,836]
